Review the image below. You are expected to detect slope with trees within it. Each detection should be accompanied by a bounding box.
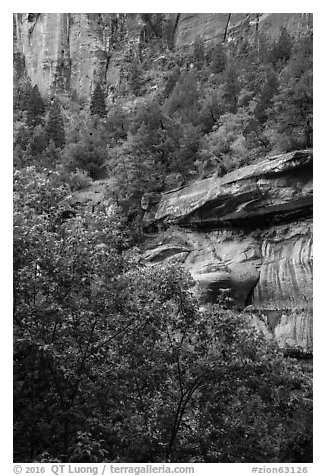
[13,22,313,463]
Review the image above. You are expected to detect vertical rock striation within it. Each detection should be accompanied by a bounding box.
[13,13,137,97]
[13,13,313,98]
[254,221,313,311]
[143,150,313,353]
[173,13,312,48]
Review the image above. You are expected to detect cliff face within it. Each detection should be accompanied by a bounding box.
[13,13,312,97]
[143,150,313,354]
[13,13,142,97]
[173,13,312,48]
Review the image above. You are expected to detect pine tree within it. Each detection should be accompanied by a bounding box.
[26,84,45,126]
[163,66,180,99]
[254,67,278,124]
[210,44,227,74]
[128,60,143,97]
[192,37,205,70]
[223,62,240,113]
[90,83,108,118]
[45,98,66,149]
[269,27,293,65]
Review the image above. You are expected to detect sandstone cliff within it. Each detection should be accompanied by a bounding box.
[143,150,313,354]
[13,13,312,98]
[173,13,312,47]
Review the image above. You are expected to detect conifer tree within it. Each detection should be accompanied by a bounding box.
[128,60,143,97]
[210,44,227,74]
[163,66,180,98]
[45,98,66,149]
[269,27,293,65]
[254,68,278,124]
[223,62,240,113]
[192,37,205,70]
[26,84,45,126]
[90,83,107,118]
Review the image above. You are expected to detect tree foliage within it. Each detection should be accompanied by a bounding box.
[63,123,107,180]
[90,83,107,118]
[26,85,46,126]
[209,44,227,74]
[46,98,66,149]
[13,168,312,463]
[13,24,313,463]
[192,37,205,70]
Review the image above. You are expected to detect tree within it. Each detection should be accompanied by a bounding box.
[264,32,312,152]
[222,62,241,113]
[90,83,107,118]
[14,167,128,461]
[269,27,293,66]
[163,66,180,99]
[46,98,66,149]
[196,110,251,177]
[192,37,205,70]
[127,59,144,96]
[210,44,227,74]
[63,123,108,180]
[26,85,46,126]
[13,169,312,463]
[14,76,33,112]
[254,67,278,124]
[14,168,312,463]
[165,70,199,124]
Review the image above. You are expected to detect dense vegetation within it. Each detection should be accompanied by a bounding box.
[13,22,313,463]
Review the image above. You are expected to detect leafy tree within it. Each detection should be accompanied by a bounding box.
[62,117,109,179]
[39,140,63,169]
[13,24,314,464]
[105,104,128,143]
[13,168,312,463]
[90,83,107,118]
[46,98,66,149]
[196,110,251,177]
[108,128,166,238]
[198,87,224,134]
[14,76,33,112]
[165,70,199,124]
[14,168,128,460]
[63,131,107,180]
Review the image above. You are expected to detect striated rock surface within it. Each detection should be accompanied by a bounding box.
[13,13,313,97]
[13,13,141,97]
[143,150,313,353]
[173,13,312,48]
[254,220,313,311]
[144,149,313,227]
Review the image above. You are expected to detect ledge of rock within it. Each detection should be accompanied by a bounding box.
[143,150,313,354]
[143,150,312,229]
